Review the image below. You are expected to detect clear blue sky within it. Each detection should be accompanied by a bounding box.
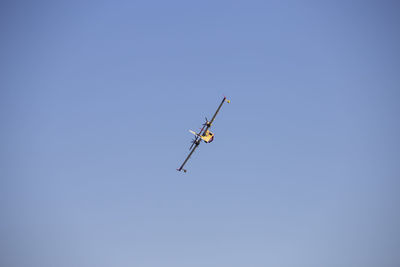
[1,1,399,266]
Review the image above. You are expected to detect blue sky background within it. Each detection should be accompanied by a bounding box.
[1,1,399,266]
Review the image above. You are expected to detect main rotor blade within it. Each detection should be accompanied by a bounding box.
[189,142,195,150]
[189,138,196,150]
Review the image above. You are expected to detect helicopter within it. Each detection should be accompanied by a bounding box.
[177,96,230,172]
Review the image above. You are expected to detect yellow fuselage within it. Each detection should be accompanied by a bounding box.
[201,130,214,143]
